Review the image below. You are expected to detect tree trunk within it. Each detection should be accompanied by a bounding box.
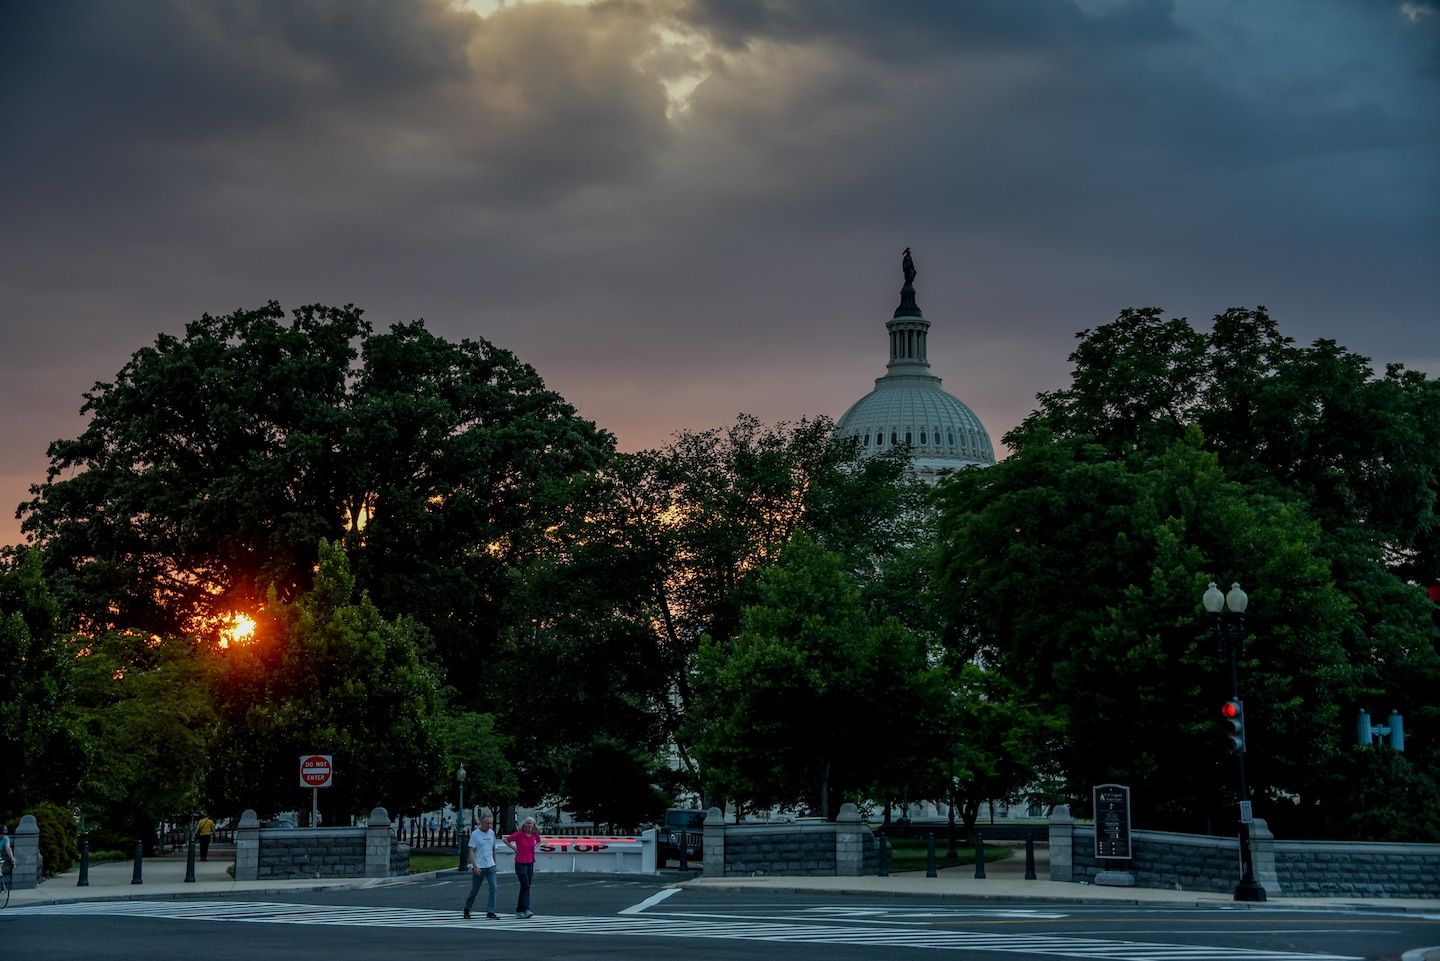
[819,759,831,820]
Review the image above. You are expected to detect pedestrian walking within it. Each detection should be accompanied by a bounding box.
[463,813,500,920]
[502,817,541,918]
[196,813,215,862]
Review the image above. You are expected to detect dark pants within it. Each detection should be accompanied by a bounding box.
[198,835,211,861]
[514,862,534,914]
[465,866,497,915]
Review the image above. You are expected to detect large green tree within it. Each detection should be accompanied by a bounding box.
[558,415,920,791]
[936,307,1440,838]
[689,533,948,818]
[0,549,81,813]
[67,630,216,851]
[204,541,444,820]
[20,303,615,696]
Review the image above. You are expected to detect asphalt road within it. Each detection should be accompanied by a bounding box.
[3,871,1436,961]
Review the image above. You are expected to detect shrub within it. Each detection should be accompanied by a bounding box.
[30,800,79,877]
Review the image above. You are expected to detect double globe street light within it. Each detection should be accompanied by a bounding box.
[1203,581,1267,902]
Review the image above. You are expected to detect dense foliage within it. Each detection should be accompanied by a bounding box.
[20,303,614,693]
[0,550,81,814]
[7,299,1437,844]
[688,533,949,817]
[934,307,1440,838]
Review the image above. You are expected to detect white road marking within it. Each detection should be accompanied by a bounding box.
[805,906,1072,920]
[1,900,1365,961]
[621,887,682,914]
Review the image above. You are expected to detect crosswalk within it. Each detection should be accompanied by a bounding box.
[3,899,1363,961]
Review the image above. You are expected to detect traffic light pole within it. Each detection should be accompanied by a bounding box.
[1223,640,1265,902]
[1212,599,1267,903]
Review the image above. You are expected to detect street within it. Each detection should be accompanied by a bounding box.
[3,873,1436,961]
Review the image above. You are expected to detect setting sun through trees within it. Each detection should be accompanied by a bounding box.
[17,301,616,699]
[218,612,256,649]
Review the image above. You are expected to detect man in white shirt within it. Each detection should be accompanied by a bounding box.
[463,813,499,919]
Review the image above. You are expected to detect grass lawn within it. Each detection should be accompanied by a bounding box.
[410,852,464,874]
[886,837,1014,873]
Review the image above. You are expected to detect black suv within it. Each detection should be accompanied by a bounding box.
[658,808,705,866]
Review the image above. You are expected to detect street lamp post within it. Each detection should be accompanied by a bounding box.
[1203,581,1267,903]
[456,764,468,873]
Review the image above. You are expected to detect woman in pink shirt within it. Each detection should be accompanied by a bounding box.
[502,816,541,918]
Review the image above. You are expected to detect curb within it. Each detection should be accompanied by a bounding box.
[678,880,1440,913]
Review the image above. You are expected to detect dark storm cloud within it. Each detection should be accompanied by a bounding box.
[1,0,1437,547]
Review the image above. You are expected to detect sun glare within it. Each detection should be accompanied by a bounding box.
[219,612,257,649]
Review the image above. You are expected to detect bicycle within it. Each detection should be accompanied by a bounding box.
[1,858,11,908]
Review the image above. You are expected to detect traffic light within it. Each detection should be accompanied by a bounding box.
[1221,699,1246,754]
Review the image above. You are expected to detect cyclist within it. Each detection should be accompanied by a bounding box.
[0,822,13,904]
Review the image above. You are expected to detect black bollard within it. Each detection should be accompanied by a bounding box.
[132,840,144,884]
[185,829,197,883]
[925,832,938,878]
[77,832,90,887]
[878,836,891,877]
[1024,832,1037,880]
[974,833,986,879]
[678,830,689,871]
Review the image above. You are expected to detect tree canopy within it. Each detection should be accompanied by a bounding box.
[935,307,1440,838]
[20,302,615,694]
[689,532,948,818]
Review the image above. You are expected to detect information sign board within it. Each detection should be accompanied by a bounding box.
[1093,783,1132,860]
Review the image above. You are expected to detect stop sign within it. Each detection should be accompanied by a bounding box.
[299,754,333,789]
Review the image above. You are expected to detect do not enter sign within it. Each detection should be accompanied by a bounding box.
[299,754,334,789]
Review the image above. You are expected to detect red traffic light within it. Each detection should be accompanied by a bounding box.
[1221,700,1241,719]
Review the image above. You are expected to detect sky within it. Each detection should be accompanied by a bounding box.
[1,0,1437,549]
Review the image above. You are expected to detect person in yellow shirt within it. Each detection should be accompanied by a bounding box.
[196,814,216,862]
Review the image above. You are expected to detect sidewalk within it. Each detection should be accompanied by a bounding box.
[681,845,1440,913]
[5,850,417,908]
[8,847,1439,915]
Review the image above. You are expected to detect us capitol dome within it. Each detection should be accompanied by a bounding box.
[835,249,996,479]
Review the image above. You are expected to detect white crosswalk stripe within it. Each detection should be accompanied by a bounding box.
[2,900,1363,960]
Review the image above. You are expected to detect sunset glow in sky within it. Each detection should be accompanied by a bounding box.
[1,0,1436,549]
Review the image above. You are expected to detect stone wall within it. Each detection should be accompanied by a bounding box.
[235,806,405,881]
[703,803,879,878]
[1048,805,1440,898]
[258,830,367,879]
[1066,823,1254,894]
[1275,841,1440,898]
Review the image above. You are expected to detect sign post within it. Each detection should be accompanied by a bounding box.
[1092,783,1136,887]
[300,755,333,827]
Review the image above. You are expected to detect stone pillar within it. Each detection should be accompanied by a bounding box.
[1048,805,1075,882]
[366,807,394,878]
[234,809,261,881]
[834,803,866,876]
[1249,818,1282,897]
[702,807,725,878]
[11,814,41,889]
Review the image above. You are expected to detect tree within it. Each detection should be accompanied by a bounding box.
[205,541,445,820]
[66,630,217,852]
[0,549,81,813]
[435,710,518,818]
[561,735,670,832]
[936,306,1440,838]
[564,415,920,791]
[20,303,615,699]
[939,664,1064,838]
[689,533,947,818]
